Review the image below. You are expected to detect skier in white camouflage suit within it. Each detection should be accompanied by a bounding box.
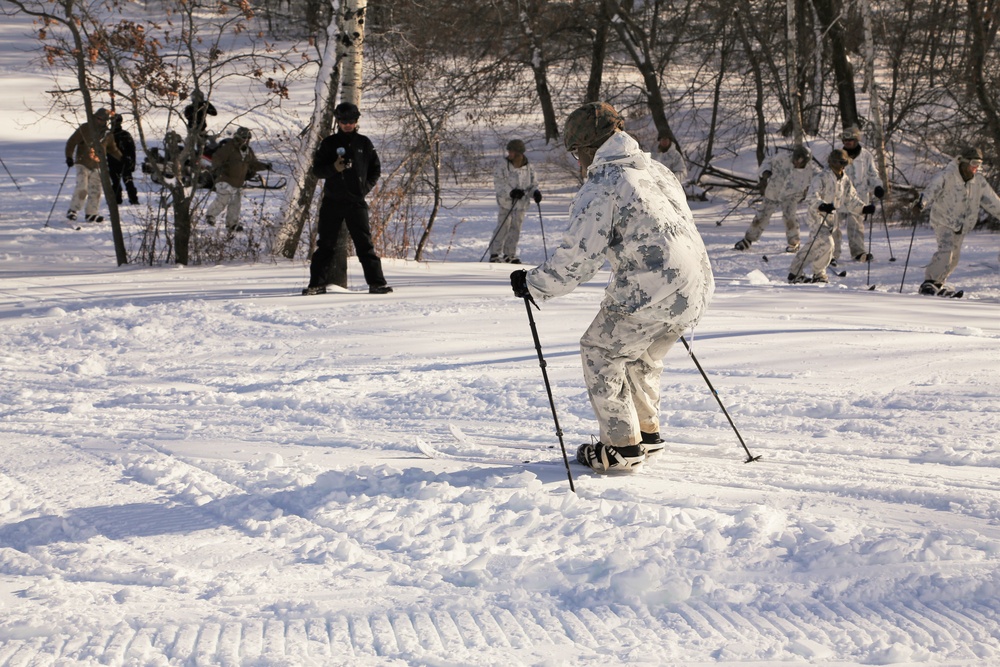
[488,139,541,264]
[509,101,715,474]
[788,149,873,283]
[916,146,1000,297]
[734,145,817,253]
[653,133,687,183]
[834,125,885,265]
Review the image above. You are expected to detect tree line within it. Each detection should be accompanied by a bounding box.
[4,0,999,267]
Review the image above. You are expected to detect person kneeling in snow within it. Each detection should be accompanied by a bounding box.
[204,126,270,233]
[509,101,715,474]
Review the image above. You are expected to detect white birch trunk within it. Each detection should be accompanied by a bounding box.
[860,0,889,191]
[273,0,343,259]
[338,0,367,107]
[787,0,803,144]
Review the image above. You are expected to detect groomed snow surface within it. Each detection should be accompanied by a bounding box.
[3,21,1000,667]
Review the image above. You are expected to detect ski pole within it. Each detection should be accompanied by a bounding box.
[0,154,21,191]
[45,165,72,228]
[865,211,874,287]
[535,200,548,260]
[521,295,576,493]
[715,188,753,226]
[480,195,517,262]
[679,336,761,464]
[791,211,828,282]
[879,199,896,261]
[900,210,921,293]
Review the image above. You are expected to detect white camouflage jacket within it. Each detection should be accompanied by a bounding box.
[922,161,1000,234]
[525,132,714,329]
[844,146,883,199]
[806,170,865,232]
[761,152,817,203]
[494,158,538,210]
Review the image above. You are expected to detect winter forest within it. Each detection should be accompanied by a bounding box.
[2,0,1000,665]
[5,0,1000,265]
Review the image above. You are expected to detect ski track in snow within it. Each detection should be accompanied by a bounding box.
[1,259,1000,665]
[4,11,1000,661]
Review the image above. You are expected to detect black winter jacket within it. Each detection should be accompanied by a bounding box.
[312,130,381,205]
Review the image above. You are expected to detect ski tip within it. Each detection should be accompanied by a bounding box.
[868,284,877,291]
[761,255,769,262]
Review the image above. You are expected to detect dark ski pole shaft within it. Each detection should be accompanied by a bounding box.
[679,336,761,463]
[535,201,548,260]
[522,296,576,493]
[716,188,753,226]
[900,215,920,293]
[45,166,72,228]
[879,199,896,261]
[480,195,517,262]
[865,211,874,286]
[0,154,21,191]
[792,212,828,282]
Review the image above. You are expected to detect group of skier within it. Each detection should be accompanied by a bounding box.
[729,126,998,296]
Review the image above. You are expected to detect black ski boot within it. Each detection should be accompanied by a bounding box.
[576,442,645,474]
[641,431,665,457]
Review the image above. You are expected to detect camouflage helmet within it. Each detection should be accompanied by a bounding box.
[506,139,526,154]
[841,125,862,141]
[234,126,252,142]
[959,146,984,163]
[563,101,624,152]
[828,149,852,167]
[334,102,361,122]
[791,144,811,164]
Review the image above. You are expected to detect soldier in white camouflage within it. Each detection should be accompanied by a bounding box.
[834,125,886,265]
[509,102,715,474]
[488,139,541,264]
[653,133,688,183]
[734,145,817,253]
[916,146,1000,296]
[788,149,873,283]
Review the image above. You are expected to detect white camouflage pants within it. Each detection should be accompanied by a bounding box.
[924,223,967,284]
[488,204,528,259]
[580,306,681,449]
[789,218,835,278]
[69,164,103,216]
[206,182,243,229]
[833,210,868,260]
[744,198,800,245]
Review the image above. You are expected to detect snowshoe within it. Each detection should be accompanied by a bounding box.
[788,272,808,284]
[576,442,645,474]
[66,210,77,221]
[734,238,752,251]
[811,273,829,283]
[785,242,800,253]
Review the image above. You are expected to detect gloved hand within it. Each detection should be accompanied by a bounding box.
[334,156,347,173]
[510,188,525,200]
[262,162,272,171]
[861,204,876,215]
[532,189,542,204]
[913,198,924,213]
[818,202,835,214]
[874,185,885,199]
[510,269,530,299]
[66,157,74,168]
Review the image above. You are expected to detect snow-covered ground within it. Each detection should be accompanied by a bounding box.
[3,13,1000,667]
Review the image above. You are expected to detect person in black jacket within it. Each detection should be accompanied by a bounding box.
[183,90,217,134]
[107,113,139,205]
[302,102,393,295]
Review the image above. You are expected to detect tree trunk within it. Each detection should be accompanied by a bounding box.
[966,0,1000,153]
[414,139,441,261]
[860,0,889,191]
[274,0,344,262]
[324,0,368,288]
[811,0,859,130]
[786,0,804,145]
[516,0,559,142]
[735,7,768,165]
[585,4,609,103]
